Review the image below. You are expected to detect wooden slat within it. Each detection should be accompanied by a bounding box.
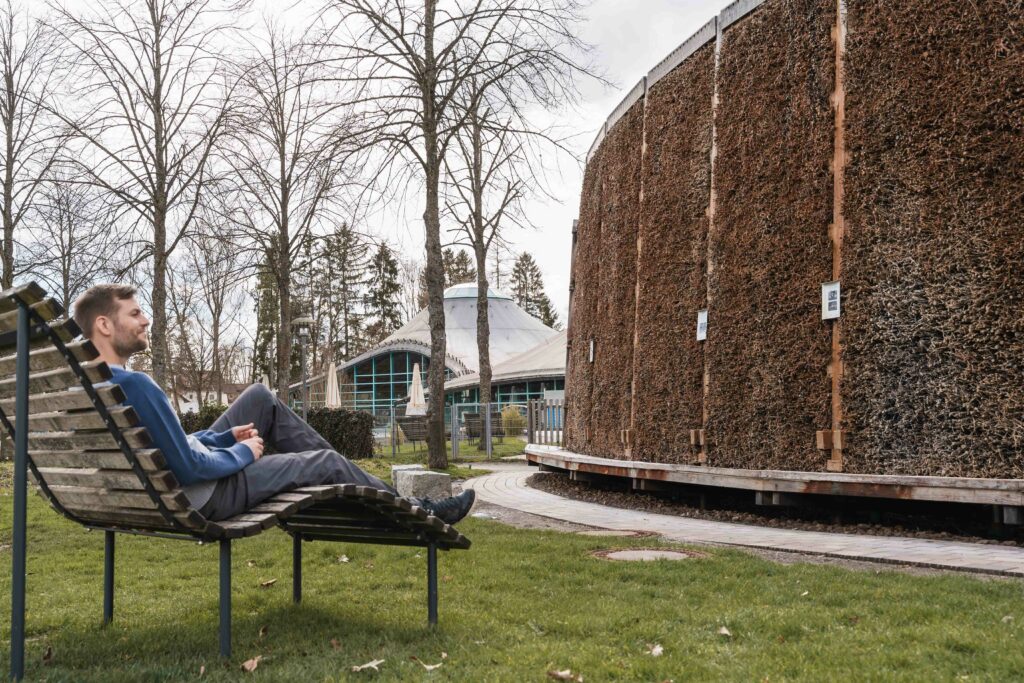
[0,282,46,315]
[28,406,138,431]
[213,519,267,539]
[0,317,79,352]
[281,524,425,544]
[0,360,110,400]
[45,484,187,511]
[0,384,125,414]
[0,339,97,376]
[0,297,63,333]
[28,448,165,471]
[221,513,278,530]
[23,427,149,451]
[35,467,177,492]
[248,499,300,516]
[63,506,205,531]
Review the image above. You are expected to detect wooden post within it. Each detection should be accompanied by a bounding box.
[627,78,650,461]
[827,0,848,473]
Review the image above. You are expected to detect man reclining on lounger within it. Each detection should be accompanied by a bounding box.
[73,284,475,524]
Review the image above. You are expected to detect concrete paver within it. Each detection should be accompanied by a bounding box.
[465,464,1024,576]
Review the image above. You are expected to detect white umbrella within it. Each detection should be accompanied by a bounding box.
[324,362,341,409]
[406,362,427,416]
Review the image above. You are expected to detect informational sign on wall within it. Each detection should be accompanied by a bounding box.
[589,338,595,363]
[697,309,708,341]
[821,281,841,320]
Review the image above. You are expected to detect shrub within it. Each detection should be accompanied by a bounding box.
[179,403,228,433]
[306,408,375,459]
[502,406,526,437]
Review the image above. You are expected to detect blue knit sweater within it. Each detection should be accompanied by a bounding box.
[109,365,254,486]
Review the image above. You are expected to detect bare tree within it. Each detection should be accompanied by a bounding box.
[219,21,360,401]
[49,0,245,388]
[445,83,528,426]
[22,166,128,309]
[0,1,66,287]
[324,0,598,467]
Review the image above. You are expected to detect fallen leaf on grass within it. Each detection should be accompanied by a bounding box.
[240,656,262,672]
[338,555,350,563]
[548,669,583,682]
[246,560,256,568]
[330,638,342,651]
[717,626,732,638]
[410,655,442,671]
[528,620,546,635]
[645,643,664,657]
[351,658,385,672]
[199,665,206,676]
[258,625,268,639]
[1002,615,1014,623]
[42,646,53,665]
[259,579,277,588]
[801,591,809,597]
[441,652,448,659]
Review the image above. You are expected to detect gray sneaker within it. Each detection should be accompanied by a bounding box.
[409,489,476,525]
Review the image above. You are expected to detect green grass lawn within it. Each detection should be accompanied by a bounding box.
[362,437,526,481]
[2,483,1024,681]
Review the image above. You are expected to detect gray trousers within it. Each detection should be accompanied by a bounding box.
[198,384,396,521]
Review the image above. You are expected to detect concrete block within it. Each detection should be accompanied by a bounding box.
[395,470,451,500]
[391,463,425,487]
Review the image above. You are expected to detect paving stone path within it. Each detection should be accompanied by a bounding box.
[464,463,1024,576]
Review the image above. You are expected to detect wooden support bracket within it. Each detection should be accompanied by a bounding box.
[816,429,844,451]
[755,491,799,507]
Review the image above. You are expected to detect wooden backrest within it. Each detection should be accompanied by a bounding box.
[0,283,209,536]
[396,415,428,441]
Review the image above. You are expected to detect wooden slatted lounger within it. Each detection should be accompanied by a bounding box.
[1,282,470,675]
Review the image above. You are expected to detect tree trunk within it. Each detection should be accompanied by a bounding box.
[475,240,491,449]
[275,240,292,404]
[149,16,169,389]
[422,0,448,469]
[2,65,14,289]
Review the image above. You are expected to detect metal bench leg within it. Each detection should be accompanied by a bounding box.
[219,540,231,658]
[103,531,115,625]
[427,543,438,626]
[292,533,302,604]
[10,302,29,682]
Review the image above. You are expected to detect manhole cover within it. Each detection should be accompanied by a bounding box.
[594,548,700,562]
[577,529,649,537]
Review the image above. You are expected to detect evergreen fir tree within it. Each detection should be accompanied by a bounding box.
[364,242,404,344]
[510,252,560,329]
[315,224,371,362]
[416,247,478,309]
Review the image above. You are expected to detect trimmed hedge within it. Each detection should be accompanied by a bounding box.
[179,403,374,459]
[305,408,375,459]
[179,403,228,433]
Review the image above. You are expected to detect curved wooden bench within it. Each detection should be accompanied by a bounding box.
[2,282,470,675]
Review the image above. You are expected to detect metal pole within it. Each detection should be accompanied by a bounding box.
[390,401,397,459]
[300,336,308,422]
[450,404,458,462]
[219,540,231,658]
[292,534,302,604]
[103,531,115,625]
[10,303,29,681]
[427,544,438,626]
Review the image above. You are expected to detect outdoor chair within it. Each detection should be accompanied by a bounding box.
[396,414,429,451]
[1,283,470,679]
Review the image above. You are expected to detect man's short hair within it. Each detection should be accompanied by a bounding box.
[73,284,138,339]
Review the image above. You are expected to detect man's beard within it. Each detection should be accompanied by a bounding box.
[112,330,148,359]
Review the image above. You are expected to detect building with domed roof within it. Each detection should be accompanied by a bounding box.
[292,283,564,417]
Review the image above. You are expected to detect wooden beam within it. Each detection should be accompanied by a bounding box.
[828,0,848,473]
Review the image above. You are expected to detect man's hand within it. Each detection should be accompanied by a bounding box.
[241,436,264,460]
[232,423,259,442]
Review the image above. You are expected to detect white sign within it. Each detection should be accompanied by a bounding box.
[696,309,708,341]
[588,338,595,363]
[821,281,841,320]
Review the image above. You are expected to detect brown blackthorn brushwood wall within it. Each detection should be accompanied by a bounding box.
[840,0,1024,477]
[705,0,834,470]
[565,0,1024,477]
[631,44,715,464]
